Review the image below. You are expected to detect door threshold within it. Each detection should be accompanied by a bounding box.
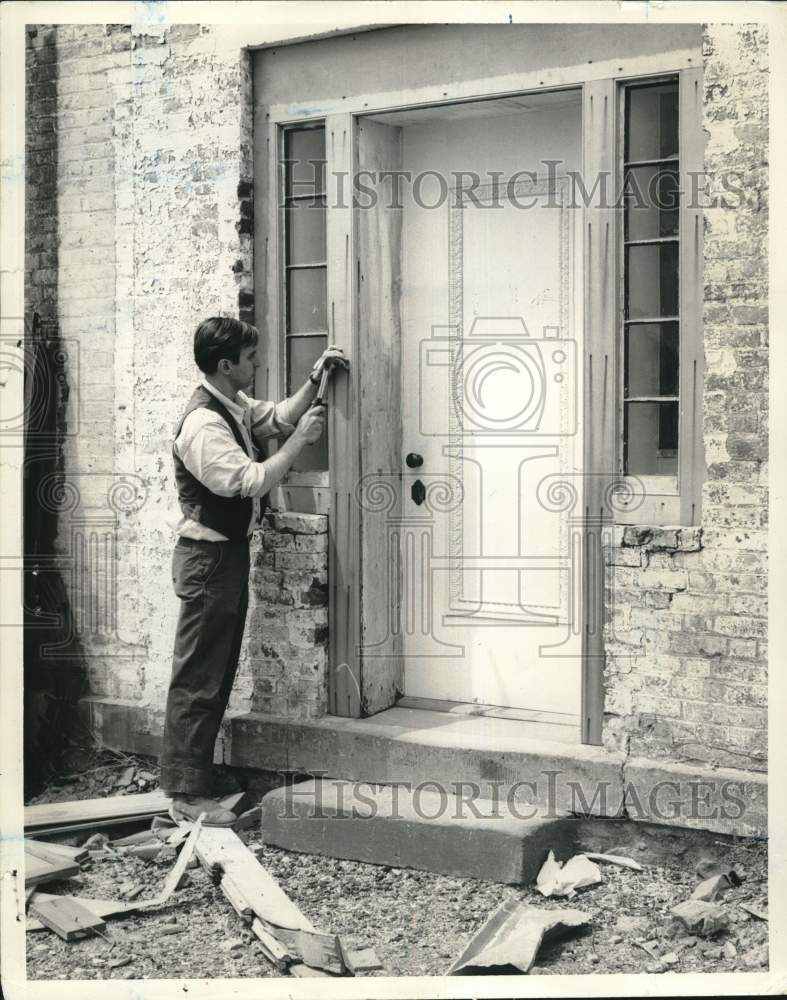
[396,696,580,744]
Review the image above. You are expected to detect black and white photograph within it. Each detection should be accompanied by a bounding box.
[0,1,783,997]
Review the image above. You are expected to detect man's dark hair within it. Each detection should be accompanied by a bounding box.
[193,317,259,374]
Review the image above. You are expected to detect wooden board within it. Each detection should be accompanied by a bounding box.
[156,816,202,904]
[24,845,80,888]
[355,115,405,715]
[252,917,291,972]
[25,839,88,864]
[289,964,338,978]
[27,894,151,932]
[29,897,106,941]
[345,947,384,973]
[25,791,171,831]
[222,873,254,923]
[580,77,616,747]
[194,826,316,932]
[678,65,705,526]
[276,926,347,975]
[325,111,362,717]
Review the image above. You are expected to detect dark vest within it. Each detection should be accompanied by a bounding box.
[173,385,266,541]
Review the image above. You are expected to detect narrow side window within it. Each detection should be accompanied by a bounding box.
[281,124,328,472]
[622,79,680,479]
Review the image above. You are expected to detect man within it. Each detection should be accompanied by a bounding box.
[161,316,348,825]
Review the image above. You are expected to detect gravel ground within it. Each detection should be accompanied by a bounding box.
[25,750,769,981]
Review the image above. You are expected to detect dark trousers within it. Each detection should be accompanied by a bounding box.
[160,536,250,796]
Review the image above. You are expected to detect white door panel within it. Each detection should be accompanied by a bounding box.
[398,104,583,715]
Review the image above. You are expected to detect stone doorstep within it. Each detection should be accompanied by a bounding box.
[261,778,575,884]
[78,698,768,839]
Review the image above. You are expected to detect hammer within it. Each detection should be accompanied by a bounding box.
[311,354,348,407]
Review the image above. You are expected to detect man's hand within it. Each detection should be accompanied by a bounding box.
[310,345,350,383]
[293,404,326,446]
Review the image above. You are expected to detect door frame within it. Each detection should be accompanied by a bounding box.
[253,38,701,743]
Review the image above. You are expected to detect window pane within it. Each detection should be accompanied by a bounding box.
[625,322,679,397]
[625,401,678,475]
[285,127,326,195]
[287,335,328,471]
[625,82,679,162]
[286,197,327,265]
[625,165,679,241]
[626,242,679,320]
[287,267,327,333]
[287,335,326,393]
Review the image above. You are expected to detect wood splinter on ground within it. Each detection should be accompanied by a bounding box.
[194,825,353,977]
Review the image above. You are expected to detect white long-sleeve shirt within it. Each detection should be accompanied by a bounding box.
[173,379,296,541]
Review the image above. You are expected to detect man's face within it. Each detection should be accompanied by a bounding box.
[224,342,260,393]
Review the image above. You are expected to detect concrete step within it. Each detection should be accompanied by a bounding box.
[261,778,574,884]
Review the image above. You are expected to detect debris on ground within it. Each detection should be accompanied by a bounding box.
[536,851,602,898]
[670,899,729,936]
[740,901,767,921]
[29,896,107,941]
[582,852,644,872]
[691,873,732,902]
[344,946,384,974]
[24,791,356,979]
[448,899,591,974]
[24,842,81,888]
[23,750,770,980]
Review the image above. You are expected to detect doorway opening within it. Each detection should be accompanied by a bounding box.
[357,89,584,734]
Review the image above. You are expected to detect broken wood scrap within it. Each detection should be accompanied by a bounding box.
[28,821,202,934]
[154,815,203,904]
[29,896,106,941]
[194,826,352,976]
[222,872,254,923]
[448,899,591,975]
[252,917,292,973]
[344,946,384,974]
[289,963,339,978]
[24,844,81,889]
[128,843,162,861]
[24,839,88,864]
[273,926,347,976]
[740,901,768,921]
[194,826,315,932]
[27,894,151,932]
[113,829,163,848]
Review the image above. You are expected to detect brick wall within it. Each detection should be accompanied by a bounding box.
[602,23,768,772]
[24,23,329,741]
[238,513,329,720]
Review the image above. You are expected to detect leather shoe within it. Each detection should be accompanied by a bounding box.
[169,795,236,827]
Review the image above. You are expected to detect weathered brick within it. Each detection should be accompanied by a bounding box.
[712,616,767,639]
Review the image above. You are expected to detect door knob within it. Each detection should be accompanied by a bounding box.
[406,453,424,468]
